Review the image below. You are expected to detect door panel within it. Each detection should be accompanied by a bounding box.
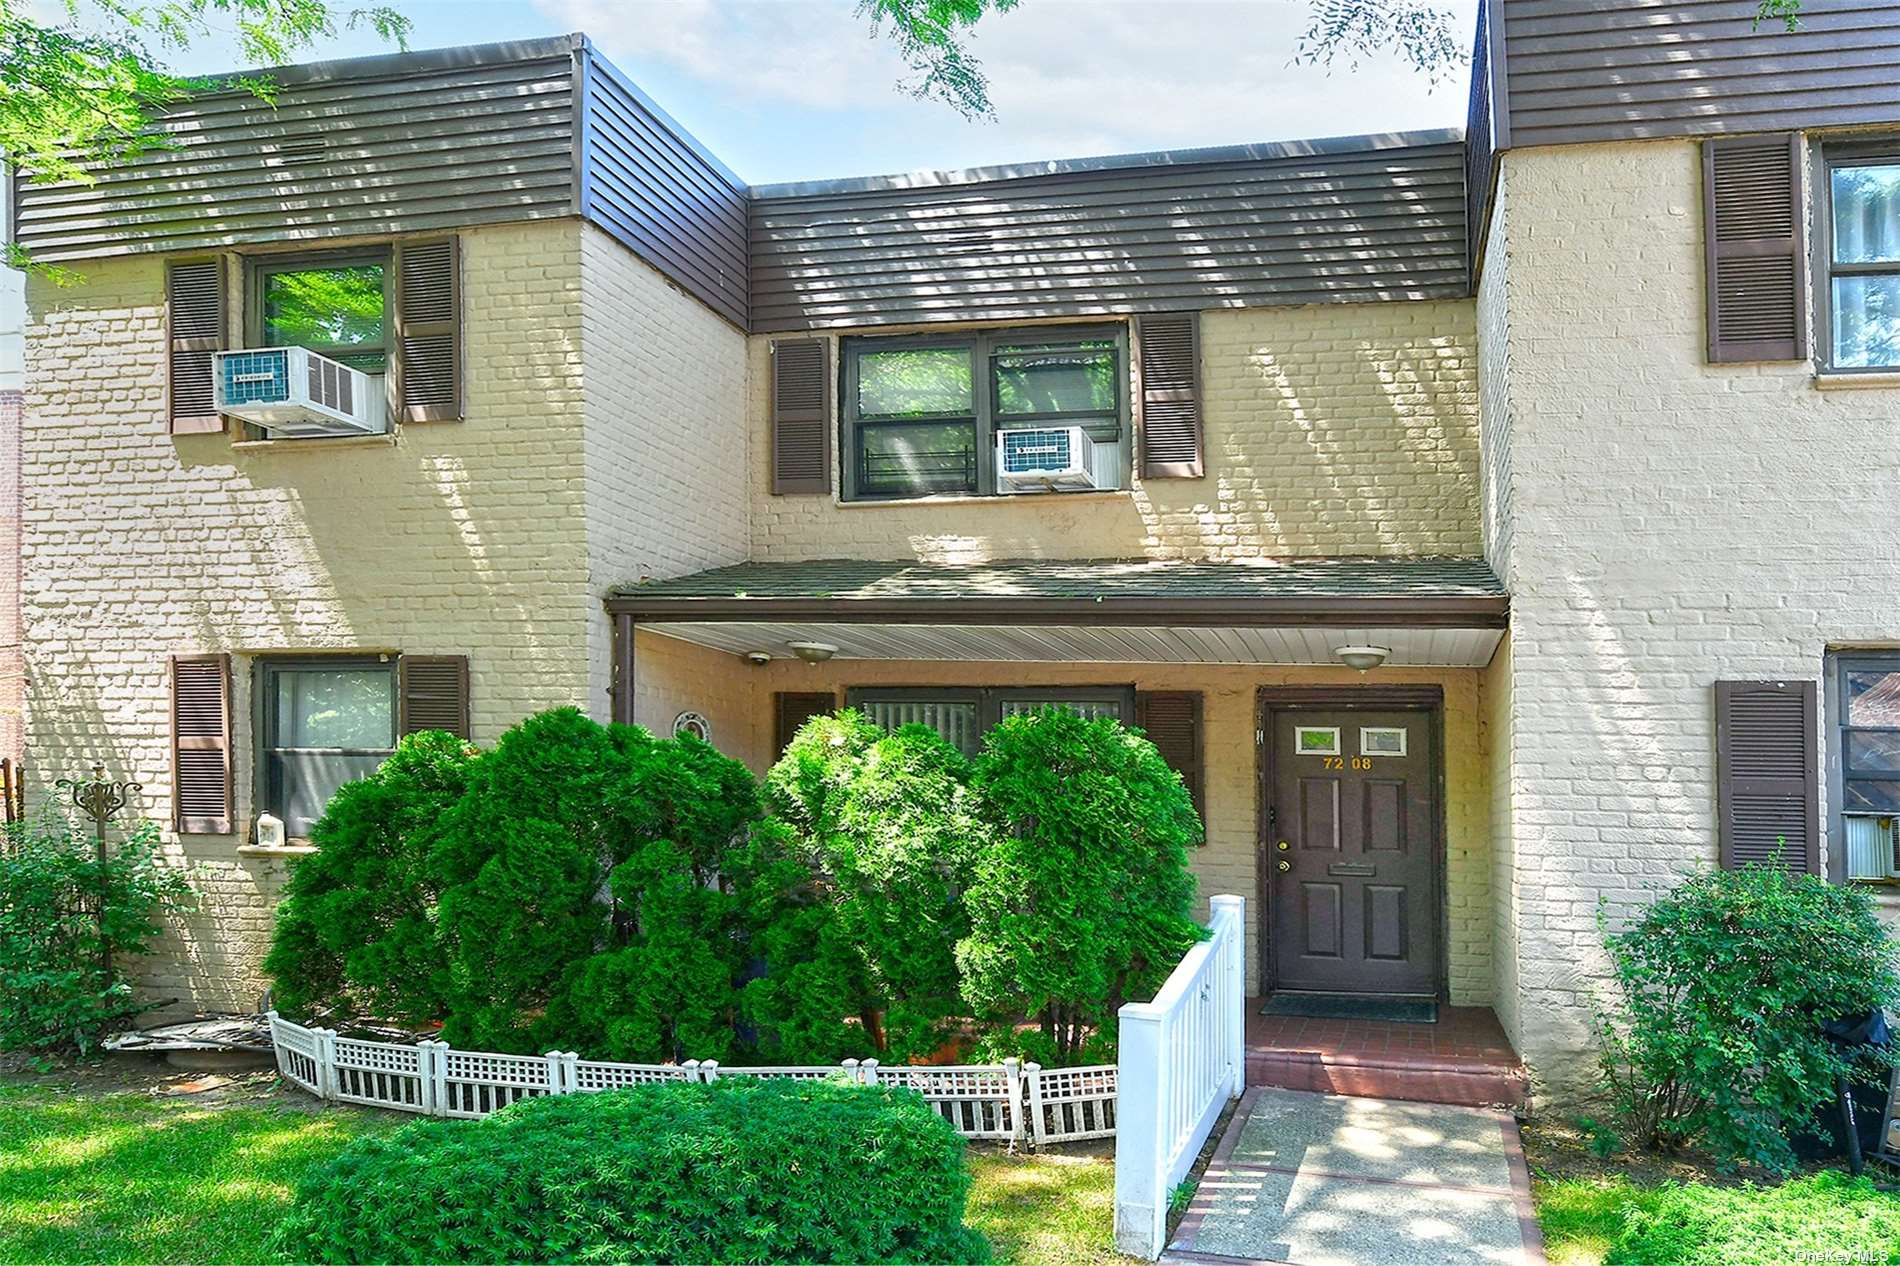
[1268,707,1437,995]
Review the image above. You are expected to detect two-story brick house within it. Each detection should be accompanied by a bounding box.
[15,4,1900,1099]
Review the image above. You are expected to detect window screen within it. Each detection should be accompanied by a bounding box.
[260,658,397,839]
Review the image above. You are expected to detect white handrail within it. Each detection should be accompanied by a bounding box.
[1113,894,1245,1260]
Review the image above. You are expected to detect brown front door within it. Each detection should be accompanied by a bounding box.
[1266,707,1438,995]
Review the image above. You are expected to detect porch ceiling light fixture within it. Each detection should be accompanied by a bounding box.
[788,641,838,664]
[1333,644,1391,673]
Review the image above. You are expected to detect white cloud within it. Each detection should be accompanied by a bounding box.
[540,0,1478,181]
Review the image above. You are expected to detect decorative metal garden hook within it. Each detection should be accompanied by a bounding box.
[55,762,142,861]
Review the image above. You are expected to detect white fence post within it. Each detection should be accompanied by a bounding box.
[1212,893,1247,1098]
[1022,1061,1043,1148]
[423,1039,449,1116]
[1003,1057,1023,1145]
[859,1058,880,1086]
[1115,1004,1167,1259]
[699,1059,720,1084]
[313,1027,338,1102]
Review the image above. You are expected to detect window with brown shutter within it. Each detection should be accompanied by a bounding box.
[771,339,830,494]
[167,259,226,435]
[774,691,835,757]
[1136,313,1203,478]
[399,655,471,739]
[1715,679,1819,873]
[395,238,462,423]
[171,654,233,834]
[1704,134,1808,363]
[1136,690,1205,832]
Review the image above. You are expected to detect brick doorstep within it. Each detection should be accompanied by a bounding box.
[1247,1050,1531,1111]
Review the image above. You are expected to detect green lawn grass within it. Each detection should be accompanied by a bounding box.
[0,1081,1125,1264]
[1535,1169,1900,1266]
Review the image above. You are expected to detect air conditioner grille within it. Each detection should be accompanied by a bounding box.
[1001,428,1074,475]
[220,349,292,406]
[308,354,353,414]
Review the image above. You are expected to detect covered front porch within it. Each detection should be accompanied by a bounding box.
[606,556,1519,1099]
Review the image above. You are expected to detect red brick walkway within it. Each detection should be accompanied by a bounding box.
[1246,1003,1530,1110]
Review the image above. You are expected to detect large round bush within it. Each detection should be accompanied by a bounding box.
[271,1079,991,1264]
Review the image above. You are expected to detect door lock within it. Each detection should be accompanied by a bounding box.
[1278,859,1291,873]
[1276,840,1290,851]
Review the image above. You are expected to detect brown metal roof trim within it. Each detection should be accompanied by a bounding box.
[606,593,1508,630]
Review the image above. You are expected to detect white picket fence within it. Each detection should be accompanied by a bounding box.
[1113,894,1246,1260]
[269,1011,1114,1146]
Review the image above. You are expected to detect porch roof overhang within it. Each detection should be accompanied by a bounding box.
[607,558,1508,669]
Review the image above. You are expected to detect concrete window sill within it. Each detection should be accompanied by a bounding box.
[237,843,319,857]
[231,433,398,453]
[1812,371,1900,391]
[837,489,1135,510]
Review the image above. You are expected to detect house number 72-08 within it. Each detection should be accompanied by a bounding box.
[1320,757,1373,770]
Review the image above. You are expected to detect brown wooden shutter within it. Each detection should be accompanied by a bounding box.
[395,238,462,423]
[1704,134,1808,363]
[399,655,471,739]
[171,654,232,834]
[1136,690,1204,829]
[1715,680,1819,873]
[771,339,830,494]
[1136,313,1203,478]
[775,691,835,757]
[167,259,225,435]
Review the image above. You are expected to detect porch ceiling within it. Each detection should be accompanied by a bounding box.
[641,621,1504,667]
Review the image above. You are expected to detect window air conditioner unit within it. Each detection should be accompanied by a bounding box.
[996,426,1114,493]
[213,347,386,439]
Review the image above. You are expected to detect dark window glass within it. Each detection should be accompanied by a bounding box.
[258,258,390,373]
[993,341,1117,417]
[852,688,1131,756]
[857,348,974,417]
[857,421,978,498]
[1827,161,1900,370]
[261,660,396,839]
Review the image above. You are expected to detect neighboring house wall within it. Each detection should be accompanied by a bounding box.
[0,389,19,768]
[21,219,591,1015]
[580,224,750,712]
[1478,137,1900,1095]
[749,300,1484,563]
[653,647,1495,1001]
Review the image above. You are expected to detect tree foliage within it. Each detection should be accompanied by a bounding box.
[1590,865,1900,1172]
[958,706,1202,1063]
[262,730,476,1026]
[0,815,192,1053]
[861,0,1804,119]
[765,712,984,1061]
[2,0,409,273]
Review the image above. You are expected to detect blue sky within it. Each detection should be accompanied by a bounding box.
[2,0,1480,384]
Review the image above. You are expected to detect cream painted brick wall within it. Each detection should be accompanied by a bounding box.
[580,226,749,715]
[23,220,592,1015]
[1481,139,1900,1096]
[747,303,1482,563]
[680,655,1494,1001]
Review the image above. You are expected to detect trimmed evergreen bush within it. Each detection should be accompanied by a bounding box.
[766,712,984,1061]
[0,816,191,1053]
[1592,864,1900,1171]
[263,730,476,1025]
[959,706,1203,1063]
[270,1079,991,1265]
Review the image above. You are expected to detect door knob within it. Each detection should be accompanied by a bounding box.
[1278,860,1291,873]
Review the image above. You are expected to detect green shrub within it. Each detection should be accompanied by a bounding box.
[1592,864,1900,1171]
[766,713,984,1061]
[0,816,191,1053]
[271,1079,991,1265]
[263,731,477,1025]
[1606,1171,1900,1266]
[959,707,1202,1063]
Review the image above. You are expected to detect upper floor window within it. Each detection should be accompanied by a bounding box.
[1834,654,1900,881]
[840,326,1127,501]
[251,249,392,374]
[1823,151,1900,371]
